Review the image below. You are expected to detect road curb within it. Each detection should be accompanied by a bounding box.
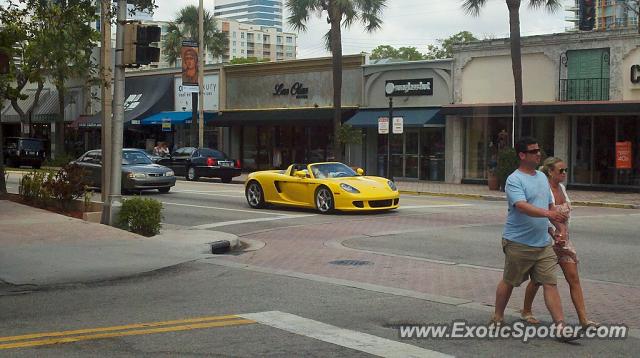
[399,190,639,209]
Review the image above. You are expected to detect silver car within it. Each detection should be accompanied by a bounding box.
[72,149,176,194]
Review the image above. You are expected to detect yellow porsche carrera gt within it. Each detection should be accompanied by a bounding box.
[245,162,399,213]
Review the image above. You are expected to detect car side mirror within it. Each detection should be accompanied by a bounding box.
[294,170,307,179]
[356,168,364,176]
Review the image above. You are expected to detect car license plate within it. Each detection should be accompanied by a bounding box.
[220,162,232,167]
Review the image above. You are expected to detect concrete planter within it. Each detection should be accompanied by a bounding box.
[8,193,103,222]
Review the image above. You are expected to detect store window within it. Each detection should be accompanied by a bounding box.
[464,117,513,179]
[571,116,640,187]
[522,116,555,157]
[376,127,445,180]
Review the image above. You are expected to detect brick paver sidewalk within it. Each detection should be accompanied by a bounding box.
[225,211,640,329]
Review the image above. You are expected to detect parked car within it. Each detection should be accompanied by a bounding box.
[2,137,46,169]
[157,147,241,183]
[71,148,176,193]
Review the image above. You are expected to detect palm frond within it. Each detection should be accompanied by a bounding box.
[461,0,488,16]
[528,0,563,13]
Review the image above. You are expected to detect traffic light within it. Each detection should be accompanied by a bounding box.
[579,0,596,31]
[124,23,161,66]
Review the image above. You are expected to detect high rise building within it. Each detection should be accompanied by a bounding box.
[214,0,283,31]
[566,0,638,31]
[218,18,296,63]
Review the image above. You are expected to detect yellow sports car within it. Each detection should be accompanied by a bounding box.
[245,162,399,213]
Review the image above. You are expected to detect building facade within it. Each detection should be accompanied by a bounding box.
[218,18,296,62]
[567,0,639,31]
[446,29,640,190]
[215,0,283,31]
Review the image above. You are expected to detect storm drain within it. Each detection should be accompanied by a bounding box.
[329,260,373,266]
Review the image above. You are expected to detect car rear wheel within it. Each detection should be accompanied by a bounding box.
[158,187,170,193]
[246,181,265,209]
[315,186,334,214]
[220,177,232,183]
[186,166,199,181]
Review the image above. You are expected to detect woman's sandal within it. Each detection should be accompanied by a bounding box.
[581,320,600,329]
[519,311,540,325]
[488,316,504,328]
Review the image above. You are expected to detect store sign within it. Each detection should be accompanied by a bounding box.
[392,117,404,134]
[161,118,171,132]
[385,78,433,97]
[378,117,389,134]
[616,141,633,169]
[175,74,219,112]
[631,65,640,84]
[273,82,309,99]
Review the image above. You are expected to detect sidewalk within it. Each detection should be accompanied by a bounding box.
[0,200,237,289]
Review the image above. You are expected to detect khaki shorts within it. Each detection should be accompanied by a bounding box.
[502,238,557,287]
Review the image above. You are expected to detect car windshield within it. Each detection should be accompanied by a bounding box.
[310,163,357,179]
[199,148,228,160]
[122,151,153,165]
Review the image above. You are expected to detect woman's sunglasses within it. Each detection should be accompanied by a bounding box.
[558,168,569,174]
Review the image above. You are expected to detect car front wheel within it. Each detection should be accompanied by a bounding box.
[315,187,334,214]
[158,187,170,193]
[245,181,265,208]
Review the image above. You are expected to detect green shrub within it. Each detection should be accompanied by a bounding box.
[117,197,163,237]
[43,164,88,211]
[496,148,519,191]
[19,170,54,207]
[43,153,75,168]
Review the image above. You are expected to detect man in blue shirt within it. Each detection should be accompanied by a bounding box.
[492,137,572,335]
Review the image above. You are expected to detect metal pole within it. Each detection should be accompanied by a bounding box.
[388,97,393,180]
[106,0,126,226]
[100,0,113,222]
[198,0,205,148]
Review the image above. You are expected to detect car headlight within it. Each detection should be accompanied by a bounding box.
[128,172,147,179]
[340,183,360,194]
[165,170,174,177]
[387,180,397,191]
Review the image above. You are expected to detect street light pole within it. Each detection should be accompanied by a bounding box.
[198,0,205,148]
[105,0,126,226]
[387,97,393,180]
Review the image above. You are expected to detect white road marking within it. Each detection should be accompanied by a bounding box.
[174,189,244,194]
[191,215,315,229]
[171,190,244,198]
[398,204,471,210]
[161,202,290,216]
[239,311,453,358]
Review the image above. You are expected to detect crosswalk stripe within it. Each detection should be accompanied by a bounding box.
[239,311,453,358]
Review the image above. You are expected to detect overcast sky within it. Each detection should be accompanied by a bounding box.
[152,0,572,58]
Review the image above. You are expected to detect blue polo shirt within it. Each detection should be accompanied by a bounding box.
[502,169,553,247]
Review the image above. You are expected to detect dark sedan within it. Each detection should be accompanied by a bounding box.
[72,149,176,193]
[157,147,241,183]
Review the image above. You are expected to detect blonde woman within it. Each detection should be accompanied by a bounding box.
[520,157,597,329]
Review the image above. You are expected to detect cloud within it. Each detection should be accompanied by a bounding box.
[152,0,571,58]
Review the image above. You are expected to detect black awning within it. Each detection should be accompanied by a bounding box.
[212,107,358,126]
[440,101,640,117]
[346,108,444,128]
[80,75,174,128]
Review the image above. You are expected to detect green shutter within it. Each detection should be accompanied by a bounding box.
[566,49,610,100]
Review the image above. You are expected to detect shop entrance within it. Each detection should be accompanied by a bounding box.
[377,127,445,180]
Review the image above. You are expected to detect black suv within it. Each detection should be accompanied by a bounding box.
[3,137,46,169]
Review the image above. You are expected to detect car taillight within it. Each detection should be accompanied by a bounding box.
[235,160,241,168]
[206,157,217,166]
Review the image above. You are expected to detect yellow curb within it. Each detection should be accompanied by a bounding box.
[399,191,639,210]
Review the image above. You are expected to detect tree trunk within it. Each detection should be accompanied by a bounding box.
[507,0,523,142]
[55,84,65,159]
[329,1,343,162]
[0,115,6,198]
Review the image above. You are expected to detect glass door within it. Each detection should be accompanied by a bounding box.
[405,130,419,178]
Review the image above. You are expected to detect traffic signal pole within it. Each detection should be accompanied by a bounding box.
[100,0,113,222]
[105,0,126,226]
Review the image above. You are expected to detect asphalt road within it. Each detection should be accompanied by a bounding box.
[3,173,639,356]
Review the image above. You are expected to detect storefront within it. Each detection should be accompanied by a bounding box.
[345,60,452,180]
[215,55,364,171]
[447,30,640,190]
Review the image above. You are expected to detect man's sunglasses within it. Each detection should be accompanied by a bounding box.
[523,149,541,154]
[558,168,569,174]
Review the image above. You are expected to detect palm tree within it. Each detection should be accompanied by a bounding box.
[286,0,386,162]
[462,0,561,139]
[163,5,226,66]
